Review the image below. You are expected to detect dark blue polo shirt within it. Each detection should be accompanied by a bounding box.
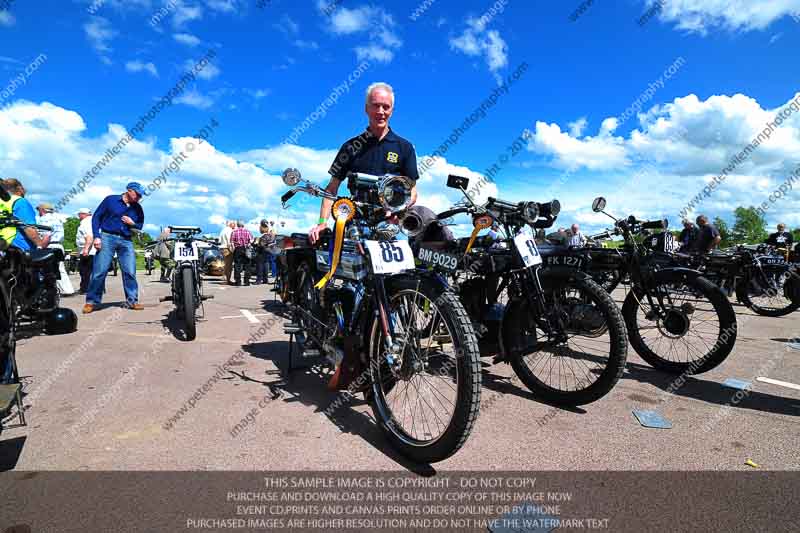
[328,128,419,182]
[91,194,145,240]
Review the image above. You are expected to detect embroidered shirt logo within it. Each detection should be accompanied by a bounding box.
[386,152,399,164]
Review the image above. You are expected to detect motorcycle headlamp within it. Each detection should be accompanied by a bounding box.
[521,201,540,224]
[332,198,356,222]
[377,175,414,213]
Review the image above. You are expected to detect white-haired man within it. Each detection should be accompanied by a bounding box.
[75,207,95,294]
[37,202,75,296]
[308,82,419,244]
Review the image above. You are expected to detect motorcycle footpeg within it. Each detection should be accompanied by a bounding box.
[301,349,321,358]
[284,323,302,334]
[159,296,173,302]
[201,295,214,301]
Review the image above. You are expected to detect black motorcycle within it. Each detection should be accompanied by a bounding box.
[585,197,738,375]
[406,175,628,406]
[673,244,800,317]
[158,226,214,340]
[279,169,481,463]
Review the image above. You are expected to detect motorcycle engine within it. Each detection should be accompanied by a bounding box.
[564,298,607,337]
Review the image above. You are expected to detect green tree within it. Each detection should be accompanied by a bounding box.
[713,216,732,248]
[63,217,79,251]
[732,206,767,244]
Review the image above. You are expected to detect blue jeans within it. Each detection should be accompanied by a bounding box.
[86,233,138,306]
[255,253,269,284]
[268,252,278,277]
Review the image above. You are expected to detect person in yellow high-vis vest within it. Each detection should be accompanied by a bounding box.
[0,178,51,251]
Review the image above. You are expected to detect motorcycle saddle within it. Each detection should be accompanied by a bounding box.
[28,248,64,265]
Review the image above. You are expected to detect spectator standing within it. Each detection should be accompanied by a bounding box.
[255,219,275,285]
[83,182,146,314]
[568,223,586,247]
[678,219,699,252]
[218,220,235,284]
[75,208,95,294]
[693,215,721,254]
[155,228,175,282]
[231,220,253,286]
[765,223,793,248]
[36,202,75,296]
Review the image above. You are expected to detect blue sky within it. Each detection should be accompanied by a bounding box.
[1,0,799,237]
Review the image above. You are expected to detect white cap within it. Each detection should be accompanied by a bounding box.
[77,208,92,215]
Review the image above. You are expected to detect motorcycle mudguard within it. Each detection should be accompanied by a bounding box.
[784,273,800,302]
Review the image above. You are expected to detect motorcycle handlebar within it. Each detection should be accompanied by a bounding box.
[281,190,297,204]
[642,219,667,230]
[437,207,469,220]
[486,197,518,211]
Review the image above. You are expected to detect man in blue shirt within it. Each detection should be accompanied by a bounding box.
[0,178,52,251]
[83,182,146,314]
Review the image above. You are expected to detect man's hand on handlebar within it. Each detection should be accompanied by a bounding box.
[308,222,328,244]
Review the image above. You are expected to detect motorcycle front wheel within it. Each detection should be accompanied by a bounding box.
[736,268,800,317]
[623,274,737,375]
[181,267,197,341]
[505,275,628,406]
[367,277,481,464]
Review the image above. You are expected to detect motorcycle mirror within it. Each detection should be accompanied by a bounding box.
[447,174,469,190]
[281,168,301,186]
[591,197,606,212]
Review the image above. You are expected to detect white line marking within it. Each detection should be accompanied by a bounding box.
[240,309,260,324]
[756,377,800,392]
[221,313,271,320]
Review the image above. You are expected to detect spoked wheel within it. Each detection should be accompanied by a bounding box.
[591,269,623,294]
[368,277,480,464]
[294,262,323,340]
[736,268,800,317]
[505,276,628,406]
[181,267,197,341]
[623,274,737,375]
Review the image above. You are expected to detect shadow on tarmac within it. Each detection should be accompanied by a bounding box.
[237,340,438,475]
[622,361,800,416]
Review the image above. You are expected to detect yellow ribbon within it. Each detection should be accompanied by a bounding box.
[315,216,347,289]
[464,215,493,255]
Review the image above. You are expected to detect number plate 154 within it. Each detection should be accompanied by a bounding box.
[364,240,416,274]
[514,228,542,268]
[174,242,199,261]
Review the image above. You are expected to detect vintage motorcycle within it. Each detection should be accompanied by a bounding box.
[584,197,738,375]
[404,175,628,406]
[673,244,800,317]
[158,226,214,341]
[278,169,481,463]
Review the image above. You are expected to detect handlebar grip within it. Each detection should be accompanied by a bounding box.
[281,190,296,203]
[0,184,9,202]
[487,197,518,211]
[437,207,468,220]
[642,219,667,230]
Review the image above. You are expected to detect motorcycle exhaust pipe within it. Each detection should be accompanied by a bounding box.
[400,210,425,238]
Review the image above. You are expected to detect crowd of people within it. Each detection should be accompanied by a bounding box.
[217,219,279,286]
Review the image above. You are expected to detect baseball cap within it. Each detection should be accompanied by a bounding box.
[78,207,92,215]
[260,219,269,226]
[126,181,146,198]
[37,202,54,211]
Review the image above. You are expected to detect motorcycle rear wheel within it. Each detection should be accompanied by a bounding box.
[367,277,481,464]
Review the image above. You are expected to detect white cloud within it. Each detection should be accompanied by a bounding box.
[293,39,319,50]
[648,0,800,33]
[529,121,629,171]
[84,16,118,62]
[173,88,214,109]
[326,6,402,63]
[173,33,201,46]
[274,14,299,35]
[0,10,15,27]
[245,88,271,100]
[173,1,203,28]
[450,18,508,79]
[568,118,588,137]
[184,59,220,80]
[355,45,394,63]
[205,0,237,12]
[125,60,159,77]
